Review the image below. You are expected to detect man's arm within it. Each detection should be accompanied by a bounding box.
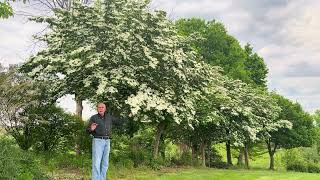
[86,117,97,134]
[112,115,128,126]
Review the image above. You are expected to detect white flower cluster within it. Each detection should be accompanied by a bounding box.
[125,84,177,119]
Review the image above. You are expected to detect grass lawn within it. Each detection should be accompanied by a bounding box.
[110,168,320,180]
[43,144,314,180]
[56,167,320,180]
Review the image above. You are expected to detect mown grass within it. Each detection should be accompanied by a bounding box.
[51,166,320,180]
[132,168,320,180]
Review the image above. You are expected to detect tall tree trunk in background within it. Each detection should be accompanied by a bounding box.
[153,122,166,159]
[75,95,83,118]
[160,135,166,159]
[226,140,233,165]
[200,141,207,167]
[269,152,275,170]
[75,94,83,155]
[191,145,197,164]
[244,143,250,169]
[237,148,244,165]
[267,139,277,170]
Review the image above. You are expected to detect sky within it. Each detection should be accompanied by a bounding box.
[0,0,319,118]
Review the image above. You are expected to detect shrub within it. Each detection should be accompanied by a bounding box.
[149,157,167,170]
[0,137,20,178]
[31,106,86,153]
[206,146,230,169]
[282,148,305,166]
[287,162,308,172]
[307,163,320,173]
[283,147,320,173]
[171,151,193,166]
[0,136,48,179]
[287,162,320,173]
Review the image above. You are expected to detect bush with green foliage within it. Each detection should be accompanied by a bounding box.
[283,147,320,173]
[27,105,84,152]
[171,150,194,166]
[0,136,49,179]
[307,163,320,173]
[206,147,230,169]
[287,163,308,172]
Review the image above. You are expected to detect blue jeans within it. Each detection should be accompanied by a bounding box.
[92,138,110,180]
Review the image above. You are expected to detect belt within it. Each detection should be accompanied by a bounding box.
[94,136,110,140]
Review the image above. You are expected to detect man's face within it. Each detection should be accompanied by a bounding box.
[97,103,106,115]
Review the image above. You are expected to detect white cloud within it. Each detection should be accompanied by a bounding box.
[0,2,46,67]
[285,1,320,53]
[152,0,232,17]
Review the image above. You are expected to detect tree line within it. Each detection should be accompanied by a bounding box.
[0,0,318,171]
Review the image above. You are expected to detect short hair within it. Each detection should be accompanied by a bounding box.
[96,102,106,107]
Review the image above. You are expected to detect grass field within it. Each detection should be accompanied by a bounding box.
[1,131,318,180]
[52,167,320,180]
[109,168,320,180]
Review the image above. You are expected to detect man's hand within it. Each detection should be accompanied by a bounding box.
[90,123,98,131]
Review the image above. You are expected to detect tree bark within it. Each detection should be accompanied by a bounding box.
[269,153,275,170]
[75,95,83,118]
[191,145,197,164]
[153,122,165,159]
[75,94,83,155]
[237,148,244,165]
[244,143,250,169]
[200,141,207,167]
[226,140,233,165]
[267,140,277,170]
[160,135,166,159]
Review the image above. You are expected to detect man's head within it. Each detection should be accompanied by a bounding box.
[97,103,106,116]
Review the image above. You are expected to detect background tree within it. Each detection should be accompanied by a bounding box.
[26,105,82,152]
[21,0,224,160]
[0,65,39,150]
[312,109,320,155]
[265,93,316,170]
[243,44,268,88]
[20,3,104,118]
[0,1,13,18]
[175,18,251,83]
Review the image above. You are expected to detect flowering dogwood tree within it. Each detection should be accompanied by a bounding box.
[21,0,224,158]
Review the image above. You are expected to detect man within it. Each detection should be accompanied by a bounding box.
[87,102,126,180]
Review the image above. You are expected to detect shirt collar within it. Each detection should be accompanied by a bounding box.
[98,113,105,118]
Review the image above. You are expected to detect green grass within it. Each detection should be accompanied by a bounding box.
[1,134,318,180]
[42,144,309,179]
[250,149,285,170]
[42,166,320,180]
[112,168,320,180]
[214,143,286,170]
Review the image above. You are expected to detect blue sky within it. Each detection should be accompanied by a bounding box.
[1,0,319,118]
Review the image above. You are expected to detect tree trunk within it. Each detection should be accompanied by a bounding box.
[237,149,244,165]
[244,143,250,169]
[153,122,165,159]
[75,94,83,155]
[75,95,83,118]
[200,141,207,167]
[160,135,166,159]
[269,153,275,170]
[267,140,277,170]
[226,140,233,165]
[191,145,197,164]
